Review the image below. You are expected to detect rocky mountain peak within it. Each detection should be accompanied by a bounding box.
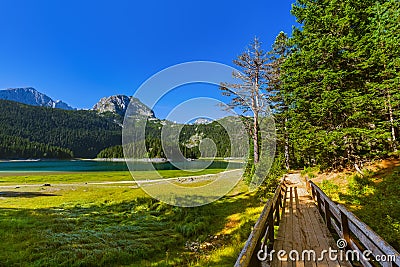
[192,118,213,125]
[0,87,75,110]
[92,95,155,117]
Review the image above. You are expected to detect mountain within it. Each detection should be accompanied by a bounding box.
[192,118,213,125]
[93,95,155,117]
[53,100,74,110]
[0,87,75,110]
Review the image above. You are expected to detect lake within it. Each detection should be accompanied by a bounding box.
[0,160,243,173]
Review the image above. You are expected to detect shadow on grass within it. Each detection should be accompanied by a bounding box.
[338,165,400,251]
[0,190,262,266]
[0,191,58,198]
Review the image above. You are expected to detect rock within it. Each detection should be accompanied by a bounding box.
[0,87,75,110]
[92,95,154,117]
[193,118,213,125]
[53,100,74,110]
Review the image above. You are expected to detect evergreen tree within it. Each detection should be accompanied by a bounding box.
[282,0,391,169]
[268,32,292,169]
[358,0,400,152]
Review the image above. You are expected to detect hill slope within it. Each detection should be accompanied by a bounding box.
[0,99,121,158]
[0,99,240,159]
[0,134,73,159]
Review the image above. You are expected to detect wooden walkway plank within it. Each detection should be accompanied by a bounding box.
[271,186,290,267]
[299,182,351,267]
[271,174,348,267]
[292,187,305,267]
[297,196,318,267]
[301,197,337,267]
[282,186,294,267]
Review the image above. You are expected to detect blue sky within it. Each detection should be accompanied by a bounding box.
[0,0,296,120]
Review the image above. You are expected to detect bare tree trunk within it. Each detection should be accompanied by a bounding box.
[383,59,397,152]
[284,116,290,170]
[253,112,259,163]
[354,163,364,177]
[387,91,397,152]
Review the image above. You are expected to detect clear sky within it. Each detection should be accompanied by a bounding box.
[0,0,297,120]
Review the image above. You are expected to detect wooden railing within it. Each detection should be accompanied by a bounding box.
[306,178,400,267]
[234,178,287,267]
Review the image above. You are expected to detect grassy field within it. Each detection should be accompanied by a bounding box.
[0,169,267,266]
[0,169,226,184]
[302,159,400,251]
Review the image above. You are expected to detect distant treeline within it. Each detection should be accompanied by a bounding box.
[0,134,73,159]
[0,100,122,158]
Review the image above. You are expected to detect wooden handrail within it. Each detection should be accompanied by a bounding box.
[306,178,400,267]
[234,177,287,267]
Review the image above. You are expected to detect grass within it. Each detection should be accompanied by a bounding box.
[312,160,400,251]
[319,180,340,200]
[0,170,266,266]
[0,169,226,185]
[300,166,320,179]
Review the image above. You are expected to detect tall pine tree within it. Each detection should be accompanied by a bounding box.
[358,0,400,152]
[283,0,390,169]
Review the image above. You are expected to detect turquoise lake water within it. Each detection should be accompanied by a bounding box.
[0,160,243,173]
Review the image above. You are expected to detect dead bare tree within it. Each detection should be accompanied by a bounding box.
[220,37,271,164]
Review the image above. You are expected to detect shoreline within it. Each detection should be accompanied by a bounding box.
[0,158,168,163]
[0,158,246,163]
[92,158,168,163]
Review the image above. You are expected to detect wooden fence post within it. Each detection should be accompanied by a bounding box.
[340,209,350,249]
[324,199,332,229]
[268,210,274,252]
[316,190,323,215]
[275,194,281,226]
[311,184,316,201]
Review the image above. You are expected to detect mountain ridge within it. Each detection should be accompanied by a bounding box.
[0,87,155,118]
[0,87,75,110]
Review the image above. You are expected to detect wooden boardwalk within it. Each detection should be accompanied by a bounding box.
[269,174,350,267]
[236,173,399,267]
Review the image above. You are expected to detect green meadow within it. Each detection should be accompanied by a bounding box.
[0,170,266,266]
[0,169,226,185]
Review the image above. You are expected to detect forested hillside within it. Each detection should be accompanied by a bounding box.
[0,134,73,159]
[0,100,122,158]
[0,99,236,160]
[98,120,234,159]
